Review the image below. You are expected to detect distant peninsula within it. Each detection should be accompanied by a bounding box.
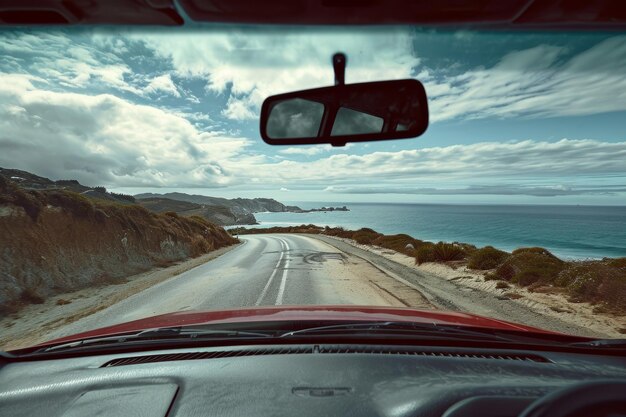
[290,206,350,213]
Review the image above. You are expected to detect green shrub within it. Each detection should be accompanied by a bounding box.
[0,177,43,221]
[468,246,510,270]
[415,243,435,265]
[491,247,565,286]
[106,192,136,203]
[13,190,43,221]
[372,234,422,256]
[607,257,626,268]
[432,242,466,262]
[352,228,382,245]
[512,247,561,260]
[46,191,94,218]
[556,261,626,313]
[415,242,466,264]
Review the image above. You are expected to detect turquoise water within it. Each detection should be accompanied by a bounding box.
[252,203,626,260]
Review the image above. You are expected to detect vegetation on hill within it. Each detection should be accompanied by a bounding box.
[230,224,626,314]
[0,167,135,204]
[467,246,510,270]
[0,176,237,314]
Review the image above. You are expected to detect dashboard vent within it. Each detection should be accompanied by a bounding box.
[101,347,314,367]
[318,345,550,362]
[101,346,549,367]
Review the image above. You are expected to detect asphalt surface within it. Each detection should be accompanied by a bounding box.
[48,234,425,339]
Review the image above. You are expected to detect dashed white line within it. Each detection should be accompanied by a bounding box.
[274,238,290,305]
[254,238,285,306]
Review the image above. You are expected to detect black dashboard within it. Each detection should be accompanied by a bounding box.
[1,344,625,417]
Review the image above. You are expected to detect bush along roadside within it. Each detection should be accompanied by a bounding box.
[230,224,626,314]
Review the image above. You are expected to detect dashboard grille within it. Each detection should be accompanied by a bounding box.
[101,346,549,367]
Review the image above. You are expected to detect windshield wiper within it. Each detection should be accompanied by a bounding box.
[37,327,274,353]
[569,339,626,348]
[279,321,520,342]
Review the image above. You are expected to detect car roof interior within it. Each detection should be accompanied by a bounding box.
[1,0,626,28]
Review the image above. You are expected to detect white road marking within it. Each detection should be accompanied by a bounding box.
[275,238,290,305]
[254,239,285,306]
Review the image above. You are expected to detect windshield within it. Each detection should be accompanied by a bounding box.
[1,26,625,351]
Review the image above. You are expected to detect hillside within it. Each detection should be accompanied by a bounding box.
[135,192,303,226]
[136,197,256,226]
[0,175,237,314]
[0,167,136,205]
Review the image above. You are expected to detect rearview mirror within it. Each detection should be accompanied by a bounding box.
[260,79,428,147]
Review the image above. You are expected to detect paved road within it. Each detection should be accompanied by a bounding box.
[48,234,429,339]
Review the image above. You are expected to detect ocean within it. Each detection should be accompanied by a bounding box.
[250,203,626,260]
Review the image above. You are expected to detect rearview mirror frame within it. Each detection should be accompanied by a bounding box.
[260,79,429,147]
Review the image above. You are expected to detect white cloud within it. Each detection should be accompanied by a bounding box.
[145,74,180,97]
[279,146,332,156]
[425,37,626,122]
[250,139,626,184]
[324,184,626,197]
[136,29,419,120]
[0,73,251,187]
[0,32,142,95]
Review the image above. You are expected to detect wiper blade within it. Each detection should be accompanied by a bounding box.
[569,339,626,348]
[280,321,515,342]
[38,327,274,353]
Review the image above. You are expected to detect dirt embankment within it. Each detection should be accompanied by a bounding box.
[0,176,237,314]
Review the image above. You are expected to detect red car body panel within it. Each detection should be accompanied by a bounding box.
[38,305,562,347]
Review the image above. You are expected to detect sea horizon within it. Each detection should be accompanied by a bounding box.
[250,201,626,260]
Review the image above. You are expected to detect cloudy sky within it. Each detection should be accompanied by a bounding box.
[1,26,625,205]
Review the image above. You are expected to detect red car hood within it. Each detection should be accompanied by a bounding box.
[39,305,561,347]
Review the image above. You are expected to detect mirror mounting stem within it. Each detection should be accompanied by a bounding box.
[333,52,346,86]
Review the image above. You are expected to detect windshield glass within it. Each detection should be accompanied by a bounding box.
[1,26,625,350]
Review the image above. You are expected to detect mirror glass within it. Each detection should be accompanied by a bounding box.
[261,79,428,146]
[331,107,384,136]
[266,98,325,139]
